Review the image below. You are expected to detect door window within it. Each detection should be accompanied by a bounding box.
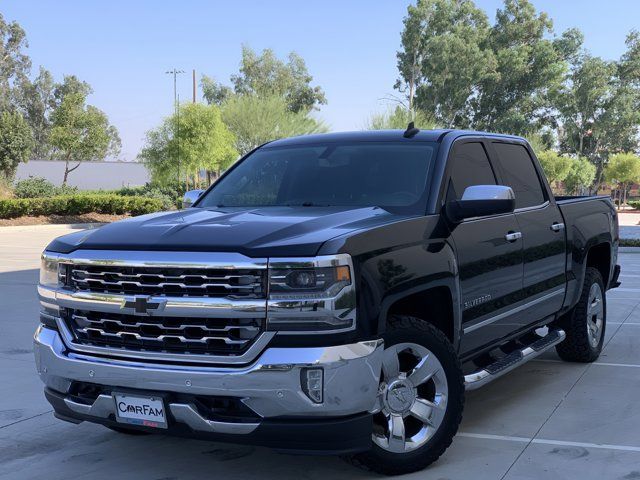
[492,143,546,209]
[447,142,496,200]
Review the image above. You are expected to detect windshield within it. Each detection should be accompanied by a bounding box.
[197,141,437,214]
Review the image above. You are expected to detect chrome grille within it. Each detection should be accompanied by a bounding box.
[66,309,263,355]
[69,265,265,298]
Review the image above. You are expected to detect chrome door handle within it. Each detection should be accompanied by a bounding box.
[551,222,565,232]
[505,231,522,242]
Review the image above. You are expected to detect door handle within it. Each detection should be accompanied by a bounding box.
[505,231,522,242]
[551,222,565,232]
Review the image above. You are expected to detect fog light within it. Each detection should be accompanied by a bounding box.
[301,367,324,404]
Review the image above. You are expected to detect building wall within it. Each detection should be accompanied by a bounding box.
[15,161,150,190]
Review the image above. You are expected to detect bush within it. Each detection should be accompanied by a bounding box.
[627,200,640,210]
[0,194,163,219]
[14,176,78,198]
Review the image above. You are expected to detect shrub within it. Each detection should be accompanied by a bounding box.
[14,176,78,198]
[0,194,163,219]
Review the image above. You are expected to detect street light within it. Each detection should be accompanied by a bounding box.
[165,69,184,113]
[165,69,184,185]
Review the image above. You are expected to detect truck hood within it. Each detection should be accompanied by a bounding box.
[47,206,408,257]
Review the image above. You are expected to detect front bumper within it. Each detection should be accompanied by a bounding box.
[34,326,383,453]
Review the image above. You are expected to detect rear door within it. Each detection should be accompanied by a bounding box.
[488,140,566,326]
[445,139,525,354]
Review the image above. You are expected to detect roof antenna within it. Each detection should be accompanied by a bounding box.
[403,121,420,138]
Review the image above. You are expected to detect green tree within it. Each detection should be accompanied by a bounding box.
[222,95,327,156]
[365,106,435,130]
[0,13,31,111]
[49,92,121,185]
[202,46,326,114]
[397,0,493,128]
[564,157,596,195]
[201,75,233,106]
[17,67,55,159]
[553,32,640,190]
[605,153,640,208]
[0,110,34,181]
[473,1,580,134]
[537,150,572,189]
[140,103,237,187]
[396,0,580,134]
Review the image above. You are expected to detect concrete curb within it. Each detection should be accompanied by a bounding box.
[0,223,104,230]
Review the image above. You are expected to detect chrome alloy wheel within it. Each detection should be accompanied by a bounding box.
[371,342,448,453]
[587,283,604,348]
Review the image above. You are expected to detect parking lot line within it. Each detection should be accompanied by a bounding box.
[459,432,640,453]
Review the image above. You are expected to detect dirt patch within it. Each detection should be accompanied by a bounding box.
[0,213,130,226]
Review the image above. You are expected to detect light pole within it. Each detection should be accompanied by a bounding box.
[165,69,184,186]
[165,69,184,113]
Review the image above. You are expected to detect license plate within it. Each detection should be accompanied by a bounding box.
[113,393,168,429]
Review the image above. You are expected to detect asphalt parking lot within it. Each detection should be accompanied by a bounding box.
[1,225,639,480]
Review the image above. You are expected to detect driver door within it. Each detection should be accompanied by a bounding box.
[445,139,524,355]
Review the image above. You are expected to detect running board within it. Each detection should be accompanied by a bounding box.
[464,329,566,391]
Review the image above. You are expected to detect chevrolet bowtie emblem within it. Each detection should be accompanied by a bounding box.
[121,296,167,315]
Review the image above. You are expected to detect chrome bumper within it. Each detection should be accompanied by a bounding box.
[34,326,384,425]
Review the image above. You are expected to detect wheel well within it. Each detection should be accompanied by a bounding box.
[586,243,611,287]
[387,287,454,342]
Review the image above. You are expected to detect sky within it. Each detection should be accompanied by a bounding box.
[2,0,640,161]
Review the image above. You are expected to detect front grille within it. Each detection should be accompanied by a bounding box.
[69,265,265,298]
[65,309,264,355]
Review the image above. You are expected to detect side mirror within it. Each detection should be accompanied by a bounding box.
[182,189,204,209]
[445,185,515,223]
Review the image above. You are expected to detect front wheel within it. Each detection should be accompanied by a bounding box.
[346,316,464,475]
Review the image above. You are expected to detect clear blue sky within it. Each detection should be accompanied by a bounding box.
[3,1,639,160]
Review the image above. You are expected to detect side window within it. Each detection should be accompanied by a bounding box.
[492,143,546,209]
[447,142,496,200]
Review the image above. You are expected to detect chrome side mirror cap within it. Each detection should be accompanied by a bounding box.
[461,185,515,202]
[182,189,204,209]
[446,185,516,222]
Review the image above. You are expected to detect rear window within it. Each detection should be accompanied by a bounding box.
[198,142,437,214]
[492,142,546,209]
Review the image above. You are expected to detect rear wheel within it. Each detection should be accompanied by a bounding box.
[346,315,464,475]
[556,267,606,362]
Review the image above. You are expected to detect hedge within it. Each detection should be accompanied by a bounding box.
[0,194,164,219]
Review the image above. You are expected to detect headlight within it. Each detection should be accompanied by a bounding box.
[40,254,65,287]
[268,265,351,299]
[267,255,356,333]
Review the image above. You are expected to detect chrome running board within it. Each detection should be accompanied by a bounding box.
[464,329,566,390]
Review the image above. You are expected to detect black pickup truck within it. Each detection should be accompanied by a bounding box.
[35,128,620,475]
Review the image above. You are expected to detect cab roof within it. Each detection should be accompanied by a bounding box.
[264,129,526,148]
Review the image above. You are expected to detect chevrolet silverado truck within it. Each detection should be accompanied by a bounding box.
[35,128,620,475]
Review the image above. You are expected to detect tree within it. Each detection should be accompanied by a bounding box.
[365,106,435,130]
[473,1,579,134]
[201,75,233,106]
[605,153,640,208]
[0,110,34,181]
[140,103,237,187]
[553,32,640,190]
[395,0,580,135]
[202,46,326,114]
[221,95,327,156]
[564,157,596,195]
[49,92,121,185]
[17,67,55,159]
[396,0,493,128]
[0,13,31,111]
[537,150,572,189]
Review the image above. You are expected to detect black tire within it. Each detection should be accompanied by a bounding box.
[555,267,606,363]
[106,425,152,435]
[345,315,464,476]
